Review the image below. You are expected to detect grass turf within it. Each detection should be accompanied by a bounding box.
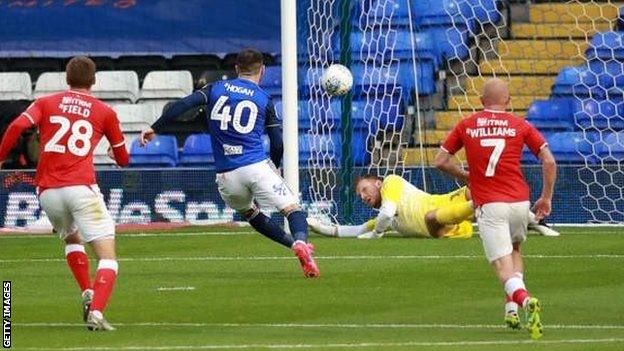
[0,226,623,350]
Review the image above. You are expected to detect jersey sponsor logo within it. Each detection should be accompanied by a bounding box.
[477,118,508,127]
[466,127,516,138]
[223,144,243,156]
[59,96,92,118]
[223,83,255,97]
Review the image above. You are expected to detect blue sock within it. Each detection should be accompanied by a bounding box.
[248,211,294,248]
[287,210,308,242]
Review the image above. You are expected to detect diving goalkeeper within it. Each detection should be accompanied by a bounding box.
[308,174,559,239]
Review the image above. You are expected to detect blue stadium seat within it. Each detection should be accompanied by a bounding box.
[552,66,602,98]
[357,0,411,27]
[599,132,624,162]
[526,98,574,132]
[298,133,341,167]
[261,66,282,97]
[586,31,624,61]
[350,61,435,99]
[573,98,624,131]
[465,0,501,24]
[413,0,474,29]
[298,131,370,166]
[179,134,214,167]
[352,129,371,166]
[350,30,440,68]
[544,132,596,164]
[351,96,405,132]
[130,135,178,167]
[588,60,624,94]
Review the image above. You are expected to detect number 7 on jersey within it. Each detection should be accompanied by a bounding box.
[480,138,505,177]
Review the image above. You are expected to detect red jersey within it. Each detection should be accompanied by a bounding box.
[20,91,125,188]
[441,109,547,206]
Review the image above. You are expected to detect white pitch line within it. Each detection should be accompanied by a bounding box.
[156,286,196,291]
[14,322,624,330]
[0,231,254,239]
[14,338,624,350]
[1,254,623,264]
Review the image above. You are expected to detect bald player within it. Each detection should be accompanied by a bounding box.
[435,78,556,339]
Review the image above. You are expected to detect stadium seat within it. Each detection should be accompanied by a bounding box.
[544,132,596,164]
[466,0,502,25]
[552,66,603,98]
[113,104,158,132]
[357,0,412,27]
[0,73,32,100]
[526,98,574,132]
[588,60,624,93]
[599,132,624,162]
[92,71,140,103]
[129,135,178,167]
[573,98,624,131]
[115,55,168,81]
[585,31,624,61]
[350,62,433,99]
[139,70,193,100]
[34,72,68,98]
[139,100,169,123]
[351,97,405,132]
[179,133,215,167]
[277,99,333,132]
[299,133,341,166]
[261,66,282,97]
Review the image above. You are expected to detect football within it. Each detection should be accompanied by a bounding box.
[320,63,353,96]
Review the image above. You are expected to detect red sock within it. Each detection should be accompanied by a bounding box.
[65,245,91,292]
[511,289,530,307]
[90,260,118,312]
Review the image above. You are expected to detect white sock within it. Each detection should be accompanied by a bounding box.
[505,301,519,315]
[504,277,526,297]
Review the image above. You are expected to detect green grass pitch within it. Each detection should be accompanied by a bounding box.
[1,226,623,350]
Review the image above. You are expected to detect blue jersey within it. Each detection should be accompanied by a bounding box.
[151,77,282,172]
[204,78,279,171]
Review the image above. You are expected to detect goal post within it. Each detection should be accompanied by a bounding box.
[280,0,300,201]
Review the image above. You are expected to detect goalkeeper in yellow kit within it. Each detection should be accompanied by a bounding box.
[308,174,559,239]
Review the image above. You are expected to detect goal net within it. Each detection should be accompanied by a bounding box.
[300,0,624,224]
[444,0,623,223]
[301,0,418,224]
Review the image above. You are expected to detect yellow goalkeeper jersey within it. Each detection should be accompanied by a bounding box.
[365,175,473,238]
